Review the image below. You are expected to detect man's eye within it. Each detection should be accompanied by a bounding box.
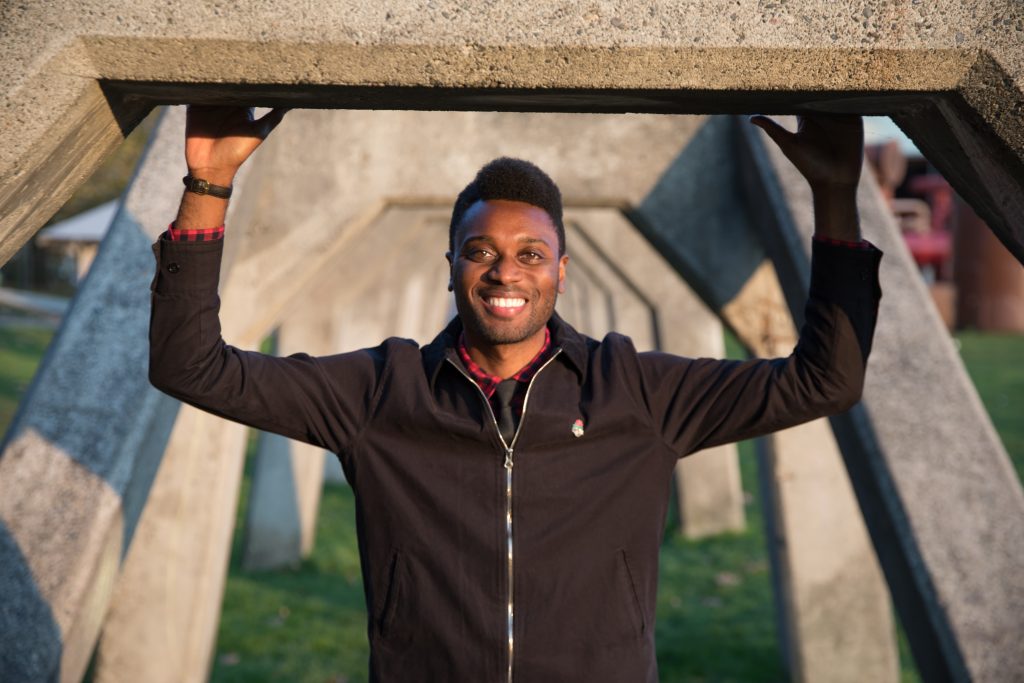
[520,251,544,262]
[466,249,495,262]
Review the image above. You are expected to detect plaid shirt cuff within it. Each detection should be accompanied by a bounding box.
[166,222,225,242]
[812,235,875,251]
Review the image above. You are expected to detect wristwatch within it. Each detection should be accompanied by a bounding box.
[182,175,232,199]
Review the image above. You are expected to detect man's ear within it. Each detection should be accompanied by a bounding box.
[557,254,569,294]
[445,251,454,291]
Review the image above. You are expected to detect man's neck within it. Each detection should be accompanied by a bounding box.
[462,328,548,379]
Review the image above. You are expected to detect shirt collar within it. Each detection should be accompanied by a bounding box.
[456,327,552,398]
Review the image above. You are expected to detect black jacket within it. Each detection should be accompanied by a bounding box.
[149,237,882,682]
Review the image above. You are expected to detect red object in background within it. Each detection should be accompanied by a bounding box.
[904,173,954,278]
[907,174,955,234]
[903,230,952,272]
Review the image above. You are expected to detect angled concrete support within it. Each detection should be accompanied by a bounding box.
[94,408,249,683]
[242,208,452,571]
[631,115,897,679]
[726,263,897,682]
[239,319,329,572]
[741,118,1024,681]
[0,109,185,683]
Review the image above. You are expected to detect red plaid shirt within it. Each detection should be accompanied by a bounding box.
[457,327,553,419]
[166,223,225,241]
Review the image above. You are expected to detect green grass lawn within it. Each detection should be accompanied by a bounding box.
[0,326,1020,681]
[955,331,1024,482]
[0,324,55,431]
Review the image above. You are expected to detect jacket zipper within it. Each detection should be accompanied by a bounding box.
[447,348,562,683]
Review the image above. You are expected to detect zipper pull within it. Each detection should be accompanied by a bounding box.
[504,449,513,470]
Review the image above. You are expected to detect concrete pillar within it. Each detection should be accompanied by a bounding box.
[565,209,745,539]
[740,117,1024,680]
[243,206,453,571]
[93,407,249,683]
[725,262,898,682]
[242,429,322,570]
[0,108,187,683]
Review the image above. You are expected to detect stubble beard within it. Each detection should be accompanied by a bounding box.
[460,293,557,347]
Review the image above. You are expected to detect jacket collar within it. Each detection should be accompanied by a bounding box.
[422,313,588,389]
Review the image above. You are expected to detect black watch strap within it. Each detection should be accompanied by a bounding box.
[182,175,233,199]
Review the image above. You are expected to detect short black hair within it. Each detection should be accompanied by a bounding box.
[449,157,565,254]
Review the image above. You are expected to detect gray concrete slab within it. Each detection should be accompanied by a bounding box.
[2,1,1022,266]
[740,117,1024,682]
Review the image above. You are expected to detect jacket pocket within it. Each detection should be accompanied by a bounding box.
[377,550,404,639]
[617,549,646,639]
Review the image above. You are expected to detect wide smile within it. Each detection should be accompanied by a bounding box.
[480,294,528,319]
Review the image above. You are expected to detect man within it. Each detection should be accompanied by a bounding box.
[150,106,881,682]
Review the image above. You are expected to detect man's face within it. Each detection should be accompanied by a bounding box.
[448,199,568,349]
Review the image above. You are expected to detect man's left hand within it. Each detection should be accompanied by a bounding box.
[750,114,865,243]
[749,114,863,193]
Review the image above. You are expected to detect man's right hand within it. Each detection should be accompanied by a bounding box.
[173,105,288,231]
[185,105,288,185]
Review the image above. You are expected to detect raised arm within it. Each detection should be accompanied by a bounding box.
[149,105,383,455]
[640,114,882,455]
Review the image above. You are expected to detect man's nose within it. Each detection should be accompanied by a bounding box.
[486,255,523,283]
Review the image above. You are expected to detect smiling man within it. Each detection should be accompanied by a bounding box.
[150,107,882,682]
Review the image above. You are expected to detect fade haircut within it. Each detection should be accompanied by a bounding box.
[449,157,565,255]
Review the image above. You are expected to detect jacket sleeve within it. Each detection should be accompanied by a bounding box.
[148,236,383,455]
[637,240,882,457]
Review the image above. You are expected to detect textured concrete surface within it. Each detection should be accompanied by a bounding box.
[1,0,1022,266]
[742,117,1024,682]
[730,264,897,682]
[0,111,186,682]
[94,407,248,683]
[759,422,898,683]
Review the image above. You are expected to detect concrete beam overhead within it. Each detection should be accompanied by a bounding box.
[2,1,1022,264]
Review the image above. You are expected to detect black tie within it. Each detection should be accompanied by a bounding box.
[494,379,518,446]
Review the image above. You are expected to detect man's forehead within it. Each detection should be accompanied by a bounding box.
[455,199,558,246]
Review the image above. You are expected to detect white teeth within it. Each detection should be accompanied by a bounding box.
[488,297,526,308]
